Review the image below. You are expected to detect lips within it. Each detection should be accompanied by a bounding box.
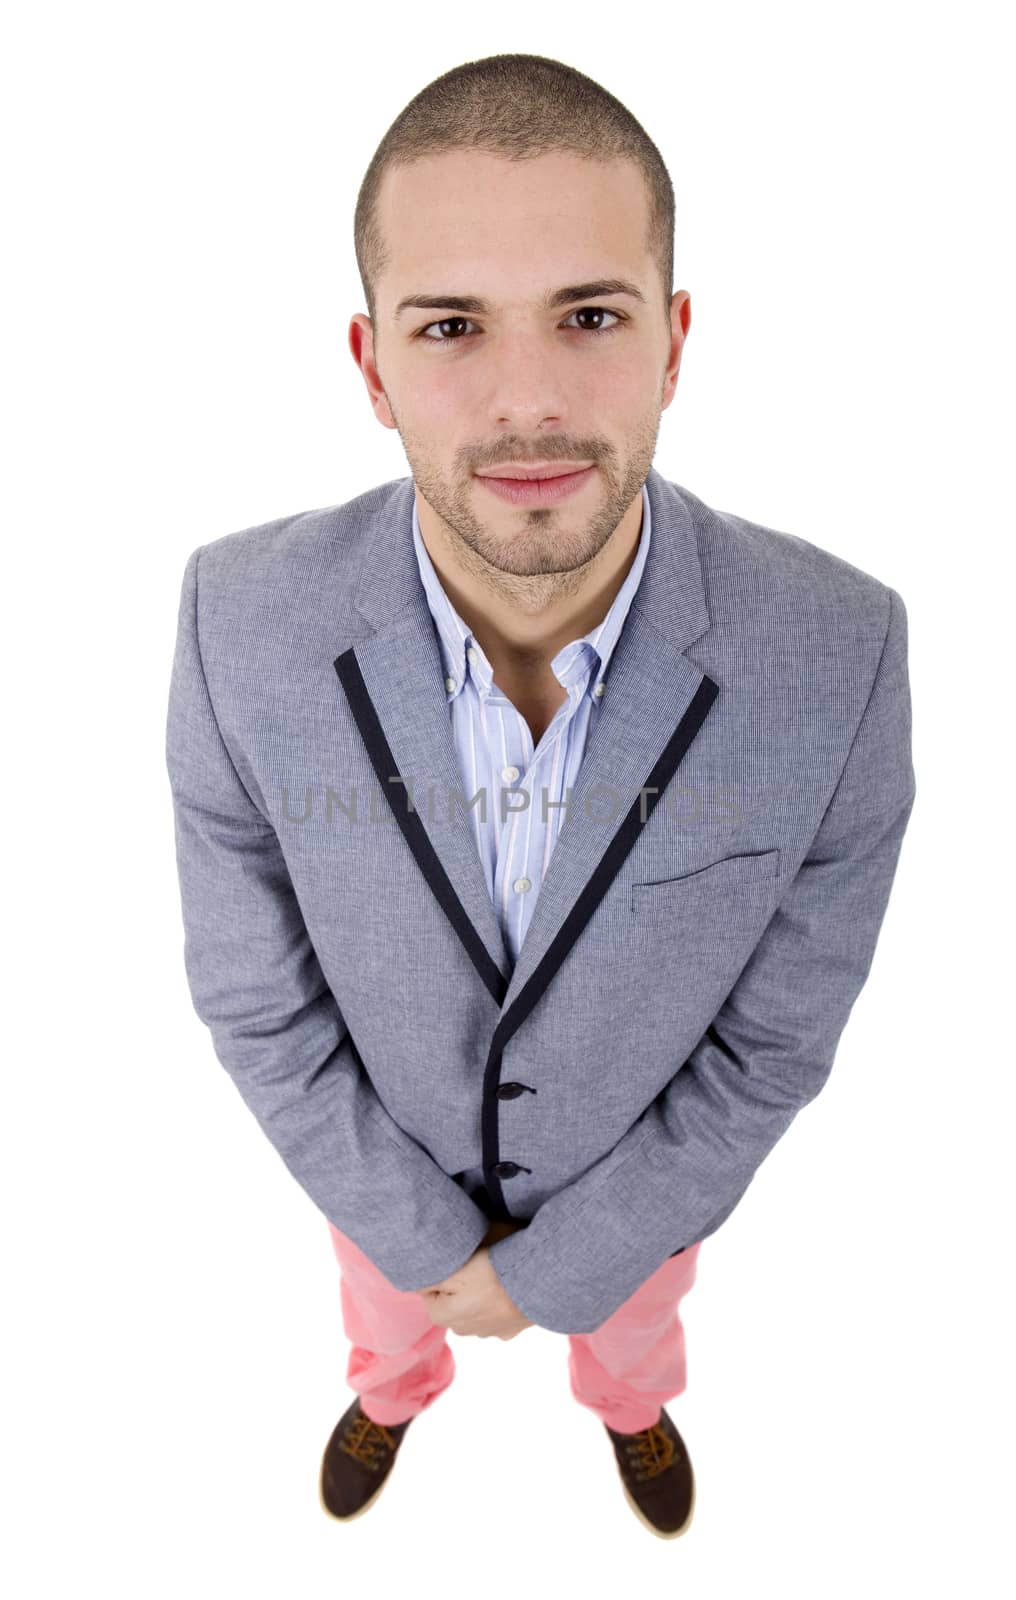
[477,463,593,481]
[475,464,597,506]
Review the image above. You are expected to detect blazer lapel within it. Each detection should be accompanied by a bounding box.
[333,466,717,1028]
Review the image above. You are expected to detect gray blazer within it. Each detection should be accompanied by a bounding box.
[165,466,916,1334]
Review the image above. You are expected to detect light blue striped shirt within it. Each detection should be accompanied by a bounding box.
[411,481,652,962]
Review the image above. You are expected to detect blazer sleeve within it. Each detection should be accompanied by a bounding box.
[165,545,491,1291]
[489,584,918,1334]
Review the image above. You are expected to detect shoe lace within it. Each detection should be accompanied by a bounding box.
[339,1410,400,1471]
[622,1421,676,1481]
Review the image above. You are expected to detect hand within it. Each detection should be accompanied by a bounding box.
[418,1218,534,1340]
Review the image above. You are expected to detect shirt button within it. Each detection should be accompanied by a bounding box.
[593,680,606,698]
[513,876,532,894]
[501,765,520,782]
[467,647,479,665]
[445,676,457,692]
[492,1161,521,1179]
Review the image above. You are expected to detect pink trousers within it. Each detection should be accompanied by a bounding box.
[327,1223,701,1435]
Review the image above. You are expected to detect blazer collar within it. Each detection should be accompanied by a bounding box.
[335,465,715,1025]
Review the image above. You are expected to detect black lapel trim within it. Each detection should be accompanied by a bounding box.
[334,647,509,1006]
[489,672,719,1051]
[336,644,719,1222]
[481,672,719,1217]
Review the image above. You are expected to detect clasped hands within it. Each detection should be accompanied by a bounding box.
[417,1218,535,1340]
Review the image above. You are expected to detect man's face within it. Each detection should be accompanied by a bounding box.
[349,148,690,582]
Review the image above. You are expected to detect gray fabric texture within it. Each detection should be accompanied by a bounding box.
[165,466,916,1333]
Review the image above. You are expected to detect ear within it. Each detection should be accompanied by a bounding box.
[348,313,397,430]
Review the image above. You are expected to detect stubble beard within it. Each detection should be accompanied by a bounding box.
[392,405,663,613]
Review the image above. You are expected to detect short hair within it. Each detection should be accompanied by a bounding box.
[354,53,675,329]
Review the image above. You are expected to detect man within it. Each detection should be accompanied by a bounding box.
[165,54,916,1540]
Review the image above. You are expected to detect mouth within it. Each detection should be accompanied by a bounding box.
[474,464,597,506]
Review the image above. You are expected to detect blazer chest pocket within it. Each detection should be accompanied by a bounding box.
[630,848,781,922]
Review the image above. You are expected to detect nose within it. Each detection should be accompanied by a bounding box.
[483,327,572,433]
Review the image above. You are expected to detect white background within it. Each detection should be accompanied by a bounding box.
[3,2,1012,1595]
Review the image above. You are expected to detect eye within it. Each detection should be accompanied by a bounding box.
[418,316,479,342]
[562,307,624,335]
[416,306,626,344]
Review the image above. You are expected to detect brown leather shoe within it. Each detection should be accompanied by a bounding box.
[318,1396,415,1521]
[604,1407,695,1538]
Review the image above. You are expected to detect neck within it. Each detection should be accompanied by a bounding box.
[415,488,644,670]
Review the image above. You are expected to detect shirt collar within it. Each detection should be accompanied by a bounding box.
[411,480,652,706]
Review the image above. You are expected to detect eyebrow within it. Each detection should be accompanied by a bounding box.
[393,277,648,321]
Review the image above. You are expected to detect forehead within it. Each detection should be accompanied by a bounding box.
[374,149,653,306]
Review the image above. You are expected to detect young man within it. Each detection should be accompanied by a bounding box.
[166,54,916,1540]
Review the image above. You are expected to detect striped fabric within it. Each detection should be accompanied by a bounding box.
[410,482,652,963]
